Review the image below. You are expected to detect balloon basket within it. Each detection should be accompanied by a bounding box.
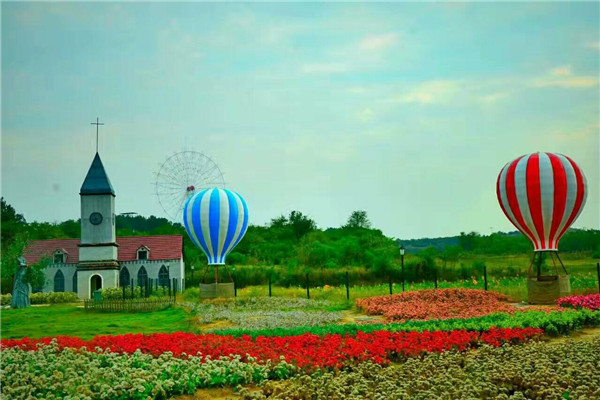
[526,251,570,304]
[199,282,235,299]
[527,275,570,304]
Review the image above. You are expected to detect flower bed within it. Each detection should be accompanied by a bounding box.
[558,293,600,310]
[239,337,600,400]
[1,327,541,369]
[215,308,600,338]
[356,289,517,321]
[0,341,296,400]
[193,297,344,330]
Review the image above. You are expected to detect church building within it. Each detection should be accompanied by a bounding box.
[23,152,185,299]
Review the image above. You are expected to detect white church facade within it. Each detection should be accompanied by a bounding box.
[23,152,185,299]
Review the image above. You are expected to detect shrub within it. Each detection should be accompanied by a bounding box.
[100,286,170,300]
[29,292,79,304]
[0,293,12,305]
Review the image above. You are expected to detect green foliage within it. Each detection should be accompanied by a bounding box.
[1,293,12,305]
[29,292,79,304]
[100,286,171,300]
[343,210,372,229]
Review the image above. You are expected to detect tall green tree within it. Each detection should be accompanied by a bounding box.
[343,210,372,229]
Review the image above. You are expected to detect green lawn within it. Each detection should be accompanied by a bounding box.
[0,304,197,340]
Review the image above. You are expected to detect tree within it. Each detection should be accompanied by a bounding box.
[343,210,372,229]
[1,198,27,253]
[0,232,49,299]
[288,211,317,238]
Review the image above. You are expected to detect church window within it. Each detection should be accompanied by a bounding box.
[54,270,65,292]
[137,247,149,260]
[120,267,130,287]
[72,270,78,293]
[158,265,170,287]
[137,266,148,287]
[54,251,65,264]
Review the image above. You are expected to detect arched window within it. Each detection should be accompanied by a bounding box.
[137,266,148,287]
[72,270,78,293]
[54,270,65,292]
[120,267,130,287]
[158,265,170,287]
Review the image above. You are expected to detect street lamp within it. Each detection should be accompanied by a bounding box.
[191,265,195,284]
[400,245,405,292]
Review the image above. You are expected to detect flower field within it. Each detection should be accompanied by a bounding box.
[1,327,542,369]
[239,337,600,400]
[356,288,518,321]
[2,291,600,400]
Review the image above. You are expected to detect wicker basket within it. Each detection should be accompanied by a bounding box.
[199,282,235,299]
[527,275,570,304]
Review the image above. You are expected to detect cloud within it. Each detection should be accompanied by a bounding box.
[359,33,399,51]
[301,63,348,74]
[531,76,598,88]
[586,41,600,51]
[392,80,461,104]
[357,107,375,123]
[529,66,598,88]
[550,66,571,76]
[479,92,509,104]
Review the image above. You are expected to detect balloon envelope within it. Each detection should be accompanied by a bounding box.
[496,152,587,252]
[183,188,249,265]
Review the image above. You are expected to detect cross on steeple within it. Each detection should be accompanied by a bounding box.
[90,117,104,153]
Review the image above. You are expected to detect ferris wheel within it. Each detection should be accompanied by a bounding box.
[155,151,226,222]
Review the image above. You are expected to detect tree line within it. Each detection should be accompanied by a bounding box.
[2,197,599,292]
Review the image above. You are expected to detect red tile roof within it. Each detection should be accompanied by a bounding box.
[23,235,183,265]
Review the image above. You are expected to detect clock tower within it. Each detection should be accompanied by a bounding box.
[77,152,119,298]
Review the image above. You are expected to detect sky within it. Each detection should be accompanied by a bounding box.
[1,2,599,240]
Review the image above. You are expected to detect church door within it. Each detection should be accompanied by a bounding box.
[90,275,102,296]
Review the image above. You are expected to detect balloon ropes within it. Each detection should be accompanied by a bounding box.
[496,152,587,303]
[183,188,248,296]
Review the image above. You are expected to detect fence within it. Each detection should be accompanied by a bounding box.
[84,297,175,312]
[221,261,600,301]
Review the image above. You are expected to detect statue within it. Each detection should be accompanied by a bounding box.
[11,256,30,308]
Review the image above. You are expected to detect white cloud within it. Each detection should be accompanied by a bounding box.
[530,76,598,88]
[392,80,461,104]
[586,41,600,51]
[550,66,571,76]
[359,33,399,51]
[528,66,598,88]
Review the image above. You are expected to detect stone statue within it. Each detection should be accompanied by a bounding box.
[11,256,30,308]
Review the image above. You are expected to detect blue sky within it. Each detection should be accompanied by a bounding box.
[2,2,598,239]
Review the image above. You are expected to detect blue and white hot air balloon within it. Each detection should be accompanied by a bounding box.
[183,188,249,265]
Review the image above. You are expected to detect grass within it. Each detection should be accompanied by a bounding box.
[0,304,197,340]
[232,273,599,303]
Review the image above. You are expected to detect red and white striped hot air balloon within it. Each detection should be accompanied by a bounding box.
[496,152,587,252]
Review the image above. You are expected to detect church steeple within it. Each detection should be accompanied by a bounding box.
[80,153,115,196]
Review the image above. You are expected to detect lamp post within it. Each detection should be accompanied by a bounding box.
[400,245,405,292]
[191,265,195,285]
